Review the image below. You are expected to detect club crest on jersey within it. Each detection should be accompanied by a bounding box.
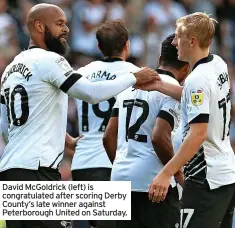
[56,57,71,71]
[191,89,203,106]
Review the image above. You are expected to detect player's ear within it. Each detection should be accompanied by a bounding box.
[183,63,190,75]
[124,40,130,52]
[35,20,45,33]
[180,63,190,81]
[97,43,101,52]
[190,37,197,48]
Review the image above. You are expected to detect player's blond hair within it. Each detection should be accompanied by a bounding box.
[176,12,218,49]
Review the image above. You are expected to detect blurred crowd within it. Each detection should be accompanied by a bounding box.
[1,0,235,181]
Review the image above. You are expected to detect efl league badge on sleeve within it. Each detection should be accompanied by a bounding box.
[191,89,203,106]
[55,57,71,71]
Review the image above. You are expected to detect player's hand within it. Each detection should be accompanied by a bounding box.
[174,170,184,186]
[133,67,160,86]
[66,135,83,151]
[135,78,162,91]
[148,171,171,203]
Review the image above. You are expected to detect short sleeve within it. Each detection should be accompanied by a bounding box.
[0,87,5,104]
[157,96,180,130]
[111,97,120,117]
[183,77,210,124]
[39,53,75,88]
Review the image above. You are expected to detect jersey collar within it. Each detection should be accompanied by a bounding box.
[102,57,123,62]
[192,54,214,71]
[156,68,175,79]
[28,46,39,50]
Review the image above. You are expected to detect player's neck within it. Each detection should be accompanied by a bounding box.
[158,66,176,78]
[189,48,210,71]
[105,55,126,61]
[28,39,49,51]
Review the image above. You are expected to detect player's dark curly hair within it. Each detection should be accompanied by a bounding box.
[160,34,188,69]
[96,20,129,57]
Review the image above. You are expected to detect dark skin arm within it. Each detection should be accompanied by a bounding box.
[103,117,118,163]
[151,118,184,186]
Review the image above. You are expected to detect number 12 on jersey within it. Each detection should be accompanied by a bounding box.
[123,99,149,143]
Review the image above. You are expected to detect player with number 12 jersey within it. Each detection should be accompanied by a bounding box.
[111,74,180,190]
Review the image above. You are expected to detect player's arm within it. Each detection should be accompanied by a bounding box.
[162,122,207,177]
[0,95,8,144]
[40,55,158,104]
[103,107,119,163]
[65,132,83,150]
[138,80,183,101]
[149,79,210,202]
[152,118,174,164]
[64,133,83,159]
[151,97,183,183]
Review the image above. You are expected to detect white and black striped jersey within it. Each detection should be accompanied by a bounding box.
[111,70,180,192]
[181,54,235,189]
[71,58,140,170]
[0,48,136,172]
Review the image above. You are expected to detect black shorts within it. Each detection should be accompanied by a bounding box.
[0,167,71,228]
[72,168,115,228]
[72,167,111,181]
[116,186,180,228]
[181,180,235,228]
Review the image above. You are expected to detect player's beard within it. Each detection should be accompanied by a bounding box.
[44,26,69,56]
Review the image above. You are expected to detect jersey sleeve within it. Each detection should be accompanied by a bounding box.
[39,53,136,104]
[183,77,211,124]
[157,96,181,130]
[111,97,120,117]
[76,66,89,77]
[0,87,5,105]
[39,53,75,87]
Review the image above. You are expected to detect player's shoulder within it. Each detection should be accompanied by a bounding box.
[160,74,179,85]
[1,61,14,84]
[40,50,66,63]
[30,49,66,65]
[77,61,140,78]
[212,54,226,65]
[34,50,71,73]
[76,61,98,76]
[191,54,225,76]
[116,86,134,102]
[119,61,140,72]
[149,74,179,102]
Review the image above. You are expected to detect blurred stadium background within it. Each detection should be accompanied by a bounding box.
[1,0,235,227]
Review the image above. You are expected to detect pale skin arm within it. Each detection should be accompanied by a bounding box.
[65,133,83,157]
[137,80,183,101]
[149,122,207,203]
